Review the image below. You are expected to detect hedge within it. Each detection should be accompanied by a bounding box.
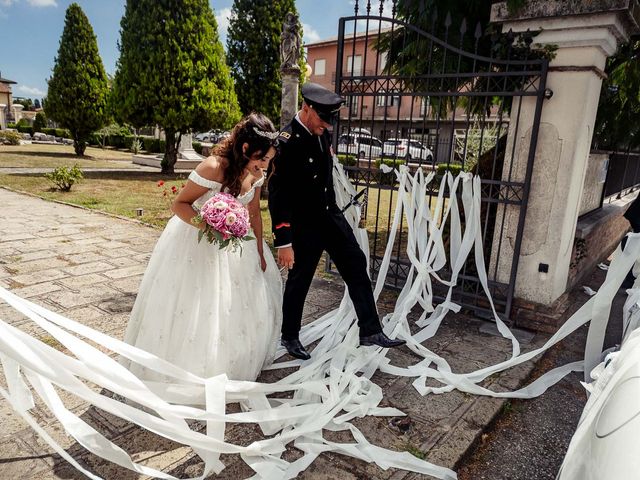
[436,163,463,176]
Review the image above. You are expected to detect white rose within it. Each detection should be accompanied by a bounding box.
[213,201,228,210]
[225,213,237,225]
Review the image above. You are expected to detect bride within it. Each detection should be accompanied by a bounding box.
[122,113,282,383]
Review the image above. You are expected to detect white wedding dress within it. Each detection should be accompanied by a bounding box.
[122,170,282,383]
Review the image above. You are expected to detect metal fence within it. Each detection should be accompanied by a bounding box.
[602,150,640,203]
[328,0,549,321]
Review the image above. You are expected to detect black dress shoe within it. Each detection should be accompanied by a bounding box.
[281,338,311,360]
[360,331,406,348]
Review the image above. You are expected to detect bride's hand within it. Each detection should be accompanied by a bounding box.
[259,254,267,272]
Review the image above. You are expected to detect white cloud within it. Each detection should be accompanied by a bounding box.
[16,85,46,97]
[215,7,232,43]
[27,0,57,5]
[302,22,321,44]
[0,0,56,6]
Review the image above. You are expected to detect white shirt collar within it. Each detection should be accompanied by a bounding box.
[294,112,312,135]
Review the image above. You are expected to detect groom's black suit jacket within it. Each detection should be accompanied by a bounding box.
[268,116,382,340]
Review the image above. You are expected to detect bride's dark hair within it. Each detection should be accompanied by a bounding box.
[213,113,276,197]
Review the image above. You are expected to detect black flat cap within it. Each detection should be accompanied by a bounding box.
[301,82,344,123]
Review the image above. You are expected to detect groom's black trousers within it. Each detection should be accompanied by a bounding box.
[281,211,383,340]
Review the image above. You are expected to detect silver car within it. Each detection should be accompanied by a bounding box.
[337,134,383,159]
[383,138,434,163]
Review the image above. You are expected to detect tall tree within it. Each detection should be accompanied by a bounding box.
[46,3,109,155]
[226,0,303,122]
[113,0,240,173]
[593,39,640,151]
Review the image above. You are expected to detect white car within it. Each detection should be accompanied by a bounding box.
[337,133,383,160]
[383,138,434,163]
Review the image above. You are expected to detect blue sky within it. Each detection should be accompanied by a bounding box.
[0,0,359,100]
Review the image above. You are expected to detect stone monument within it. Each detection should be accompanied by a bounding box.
[280,12,302,128]
[177,133,203,162]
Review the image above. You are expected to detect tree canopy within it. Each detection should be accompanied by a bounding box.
[113,0,241,173]
[226,0,303,123]
[593,39,640,151]
[45,3,109,155]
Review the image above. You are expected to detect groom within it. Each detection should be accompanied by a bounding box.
[268,82,405,360]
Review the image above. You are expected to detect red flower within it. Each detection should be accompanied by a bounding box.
[157,180,165,187]
[171,186,178,193]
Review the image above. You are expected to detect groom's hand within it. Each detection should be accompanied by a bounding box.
[278,246,295,270]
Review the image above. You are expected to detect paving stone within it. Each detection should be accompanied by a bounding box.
[12,269,68,287]
[56,274,109,290]
[61,262,115,276]
[0,437,52,479]
[11,282,63,299]
[110,275,143,295]
[62,252,109,265]
[9,258,70,276]
[101,265,147,280]
[46,286,121,309]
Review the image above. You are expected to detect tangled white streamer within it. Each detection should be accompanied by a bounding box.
[1,158,638,479]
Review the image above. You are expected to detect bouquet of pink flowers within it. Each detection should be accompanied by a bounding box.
[192,192,254,251]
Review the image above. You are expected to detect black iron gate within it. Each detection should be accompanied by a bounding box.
[328,1,549,321]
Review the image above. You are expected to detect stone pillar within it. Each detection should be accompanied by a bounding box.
[490,1,640,307]
[11,104,23,124]
[178,133,203,161]
[0,104,6,130]
[280,12,302,128]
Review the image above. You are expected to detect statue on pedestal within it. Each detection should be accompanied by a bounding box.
[281,12,301,72]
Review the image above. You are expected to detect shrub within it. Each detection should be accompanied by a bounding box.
[56,128,72,138]
[193,141,203,155]
[16,124,34,135]
[142,137,166,153]
[45,164,84,191]
[17,118,32,127]
[130,138,143,154]
[0,130,22,145]
[436,163,463,176]
[33,112,47,133]
[337,154,357,167]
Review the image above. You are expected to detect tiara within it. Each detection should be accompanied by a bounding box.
[253,127,279,140]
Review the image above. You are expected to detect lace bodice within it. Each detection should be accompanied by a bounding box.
[189,171,265,210]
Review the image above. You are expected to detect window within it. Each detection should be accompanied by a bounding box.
[348,96,359,116]
[378,52,387,71]
[346,55,362,76]
[376,94,387,108]
[388,91,400,107]
[420,97,430,116]
[314,59,326,76]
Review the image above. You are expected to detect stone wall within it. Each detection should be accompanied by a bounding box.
[579,152,609,216]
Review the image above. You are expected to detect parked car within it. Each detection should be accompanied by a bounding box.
[195,129,222,143]
[383,138,434,163]
[337,133,383,159]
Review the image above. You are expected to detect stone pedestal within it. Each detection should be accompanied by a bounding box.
[490,1,640,309]
[178,133,203,161]
[280,67,300,128]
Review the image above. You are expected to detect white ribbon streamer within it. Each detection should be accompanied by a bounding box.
[1,160,637,479]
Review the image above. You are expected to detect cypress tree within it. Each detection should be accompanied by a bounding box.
[227,0,303,123]
[113,0,241,173]
[46,3,109,156]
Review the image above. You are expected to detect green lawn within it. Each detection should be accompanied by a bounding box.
[0,171,274,241]
[0,143,136,169]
